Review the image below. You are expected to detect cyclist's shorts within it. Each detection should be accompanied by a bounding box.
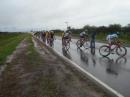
[50,34,54,38]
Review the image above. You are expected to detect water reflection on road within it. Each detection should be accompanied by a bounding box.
[99,56,127,76]
[62,48,72,59]
[54,37,130,97]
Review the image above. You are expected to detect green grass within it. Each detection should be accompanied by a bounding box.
[0,33,28,65]
[26,36,45,67]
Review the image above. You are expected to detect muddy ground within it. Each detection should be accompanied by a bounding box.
[0,36,110,97]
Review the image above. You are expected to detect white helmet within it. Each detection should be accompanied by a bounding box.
[82,31,86,34]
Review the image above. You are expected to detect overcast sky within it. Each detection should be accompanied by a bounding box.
[0,0,130,31]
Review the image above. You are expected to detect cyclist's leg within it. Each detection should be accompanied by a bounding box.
[62,37,65,47]
[80,37,84,47]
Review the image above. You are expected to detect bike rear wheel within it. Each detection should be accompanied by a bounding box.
[63,39,70,51]
[99,45,110,57]
[83,41,89,49]
[116,46,127,56]
[76,40,81,48]
[50,38,54,47]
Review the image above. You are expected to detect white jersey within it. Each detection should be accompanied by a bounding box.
[106,34,118,40]
[64,32,69,37]
[80,31,86,36]
[106,33,118,44]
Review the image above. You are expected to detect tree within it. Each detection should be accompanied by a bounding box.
[108,24,121,32]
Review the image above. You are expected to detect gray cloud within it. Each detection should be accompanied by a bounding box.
[0,0,130,31]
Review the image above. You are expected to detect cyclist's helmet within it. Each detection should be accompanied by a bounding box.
[82,31,86,35]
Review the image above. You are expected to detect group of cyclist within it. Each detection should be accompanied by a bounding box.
[61,28,121,56]
[34,27,121,52]
[34,30,55,46]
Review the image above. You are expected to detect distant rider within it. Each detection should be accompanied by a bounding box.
[62,30,72,46]
[106,32,119,45]
[49,31,55,41]
[79,30,89,47]
[41,31,46,42]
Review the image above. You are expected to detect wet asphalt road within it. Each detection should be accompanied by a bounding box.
[53,37,130,97]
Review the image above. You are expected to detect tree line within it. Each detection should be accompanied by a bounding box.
[53,24,130,39]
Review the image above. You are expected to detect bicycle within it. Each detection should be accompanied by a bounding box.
[62,48,71,59]
[62,38,71,51]
[76,38,89,49]
[99,40,127,57]
[49,38,54,47]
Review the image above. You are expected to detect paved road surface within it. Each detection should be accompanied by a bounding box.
[53,37,130,97]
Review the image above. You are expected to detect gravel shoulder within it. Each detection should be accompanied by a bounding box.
[0,35,110,97]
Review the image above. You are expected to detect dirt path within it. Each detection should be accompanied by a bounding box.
[0,36,110,97]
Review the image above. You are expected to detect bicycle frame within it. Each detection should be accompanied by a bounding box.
[48,38,54,47]
[80,38,87,45]
[99,40,127,57]
[64,38,70,46]
[108,41,121,52]
[63,37,70,45]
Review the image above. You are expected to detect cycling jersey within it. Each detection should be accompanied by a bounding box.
[50,33,54,38]
[46,32,49,38]
[106,33,118,44]
[64,33,69,37]
[80,31,86,37]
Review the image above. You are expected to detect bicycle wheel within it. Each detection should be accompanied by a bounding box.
[50,39,54,47]
[65,41,70,51]
[76,40,81,48]
[116,46,127,56]
[91,48,95,55]
[99,45,110,57]
[83,41,89,49]
[63,39,70,51]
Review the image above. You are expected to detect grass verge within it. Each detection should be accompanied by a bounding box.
[0,33,28,65]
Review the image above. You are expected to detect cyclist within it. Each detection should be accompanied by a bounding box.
[90,32,96,55]
[49,31,55,39]
[62,30,72,46]
[49,31,55,46]
[41,31,46,42]
[106,32,119,45]
[46,31,50,44]
[79,30,89,47]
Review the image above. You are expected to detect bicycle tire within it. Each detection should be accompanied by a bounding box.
[116,46,127,56]
[50,39,54,47]
[99,45,110,57]
[83,41,89,49]
[76,40,81,48]
[65,41,70,51]
[91,48,95,55]
[63,39,70,51]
